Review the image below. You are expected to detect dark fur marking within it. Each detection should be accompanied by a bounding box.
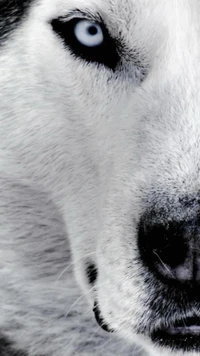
[0,335,27,356]
[0,0,33,43]
[86,263,98,284]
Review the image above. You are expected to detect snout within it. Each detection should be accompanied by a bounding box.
[137,199,200,350]
[93,195,200,353]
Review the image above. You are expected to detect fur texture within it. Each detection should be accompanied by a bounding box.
[1,0,200,355]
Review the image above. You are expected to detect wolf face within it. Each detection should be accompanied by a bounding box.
[1,0,200,355]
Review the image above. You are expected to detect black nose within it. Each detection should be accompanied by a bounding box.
[138,210,200,285]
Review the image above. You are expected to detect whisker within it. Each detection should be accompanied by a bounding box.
[55,251,96,282]
[153,250,175,278]
[96,334,113,350]
[66,291,113,348]
[64,279,108,319]
[64,284,95,319]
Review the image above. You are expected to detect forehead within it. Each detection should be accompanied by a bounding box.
[1,0,200,55]
[30,0,200,49]
[2,0,199,32]
[36,0,198,24]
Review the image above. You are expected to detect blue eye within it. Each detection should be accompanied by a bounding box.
[51,16,120,70]
[74,20,104,47]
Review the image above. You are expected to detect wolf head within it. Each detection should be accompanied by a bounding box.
[1,0,200,355]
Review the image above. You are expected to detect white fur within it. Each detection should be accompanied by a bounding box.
[0,0,200,355]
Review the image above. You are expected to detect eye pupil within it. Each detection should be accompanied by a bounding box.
[88,26,98,35]
[73,20,103,47]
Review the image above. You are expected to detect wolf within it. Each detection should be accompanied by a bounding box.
[1,0,200,355]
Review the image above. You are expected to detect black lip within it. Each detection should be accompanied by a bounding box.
[151,317,200,351]
[93,301,114,333]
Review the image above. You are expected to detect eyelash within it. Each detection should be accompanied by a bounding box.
[51,17,120,71]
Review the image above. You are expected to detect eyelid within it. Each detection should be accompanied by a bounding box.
[58,9,103,25]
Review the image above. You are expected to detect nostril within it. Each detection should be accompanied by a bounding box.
[139,221,187,267]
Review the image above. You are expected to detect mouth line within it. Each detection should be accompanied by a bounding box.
[165,325,200,336]
[164,316,200,336]
[151,317,200,350]
[163,317,200,335]
[153,316,200,335]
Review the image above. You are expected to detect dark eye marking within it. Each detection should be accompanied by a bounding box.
[51,14,120,70]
